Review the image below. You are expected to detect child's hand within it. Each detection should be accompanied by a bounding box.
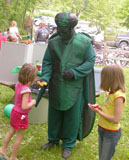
[88,103,102,112]
[31,99,36,106]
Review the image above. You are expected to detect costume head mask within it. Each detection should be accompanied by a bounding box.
[55,12,78,40]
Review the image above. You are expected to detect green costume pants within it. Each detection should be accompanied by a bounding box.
[48,90,84,150]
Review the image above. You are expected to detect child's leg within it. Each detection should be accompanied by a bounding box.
[98,127,103,159]
[9,129,25,160]
[99,127,121,160]
[0,127,16,157]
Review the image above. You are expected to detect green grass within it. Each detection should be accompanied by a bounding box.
[0,67,129,159]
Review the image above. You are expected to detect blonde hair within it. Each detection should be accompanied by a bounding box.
[18,63,37,85]
[11,20,17,27]
[100,64,125,93]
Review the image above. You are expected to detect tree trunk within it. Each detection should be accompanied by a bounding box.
[6,0,11,5]
[15,0,19,12]
[22,0,31,28]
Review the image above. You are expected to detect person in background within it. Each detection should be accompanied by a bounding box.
[0,63,37,160]
[37,12,96,159]
[3,28,10,38]
[9,20,22,41]
[7,35,17,42]
[34,22,49,44]
[88,64,126,160]
[0,30,7,49]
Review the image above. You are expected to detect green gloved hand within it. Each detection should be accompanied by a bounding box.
[63,70,74,80]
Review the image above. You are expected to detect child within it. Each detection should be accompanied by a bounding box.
[7,35,17,43]
[0,63,37,160]
[88,64,126,160]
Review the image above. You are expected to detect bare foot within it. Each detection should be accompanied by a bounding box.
[7,158,18,160]
[0,149,7,157]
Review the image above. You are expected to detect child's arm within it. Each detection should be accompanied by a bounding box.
[22,93,36,110]
[89,97,124,123]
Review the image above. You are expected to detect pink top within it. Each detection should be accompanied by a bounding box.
[0,36,7,48]
[13,82,32,114]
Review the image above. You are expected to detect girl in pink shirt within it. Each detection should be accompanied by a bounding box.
[0,63,37,160]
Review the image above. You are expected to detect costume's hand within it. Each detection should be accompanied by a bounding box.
[63,70,74,80]
[37,80,48,87]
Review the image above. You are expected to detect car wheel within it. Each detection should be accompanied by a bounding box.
[119,41,128,49]
[115,54,127,66]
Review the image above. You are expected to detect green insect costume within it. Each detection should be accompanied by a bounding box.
[36,12,96,151]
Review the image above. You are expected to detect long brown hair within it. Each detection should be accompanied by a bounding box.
[100,64,125,93]
[18,63,37,85]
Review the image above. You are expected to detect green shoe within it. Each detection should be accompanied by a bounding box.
[41,142,55,150]
[62,149,72,159]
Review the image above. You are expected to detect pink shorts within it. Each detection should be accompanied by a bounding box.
[10,108,28,131]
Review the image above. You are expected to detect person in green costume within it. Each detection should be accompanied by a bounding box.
[37,12,96,159]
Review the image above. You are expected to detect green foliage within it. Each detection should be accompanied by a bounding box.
[0,66,129,159]
[37,0,122,30]
[0,0,128,34]
[80,0,120,29]
[0,0,41,32]
[19,28,28,35]
[116,0,129,28]
[0,85,14,105]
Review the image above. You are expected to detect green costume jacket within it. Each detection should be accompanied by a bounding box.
[41,32,95,110]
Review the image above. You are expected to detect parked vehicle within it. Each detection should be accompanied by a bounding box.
[115,32,129,48]
[115,47,129,66]
[48,24,57,34]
